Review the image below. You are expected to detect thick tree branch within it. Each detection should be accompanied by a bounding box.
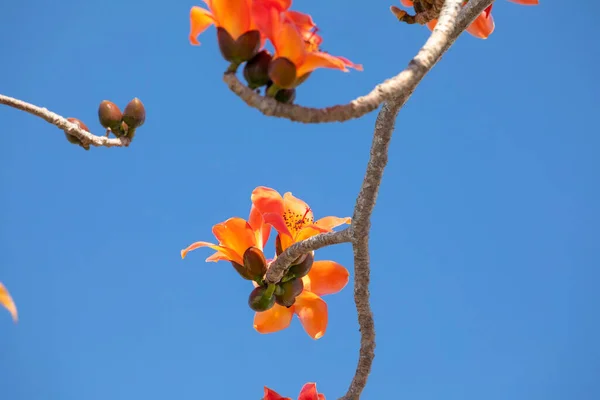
[0,94,131,148]
[223,0,494,124]
[265,228,352,284]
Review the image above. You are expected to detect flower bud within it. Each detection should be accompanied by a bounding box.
[97,100,123,134]
[243,50,272,89]
[274,87,296,104]
[65,118,90,150]
[248,285,276,312]
[217,28,261,64]
[243,247,267,281]
[122,98,146,132]
[275,278,304,308]
[268,57,297,89]
[287,251,314,279]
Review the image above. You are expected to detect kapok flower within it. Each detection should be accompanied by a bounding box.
[264,382,326,400]
[181,205,271,280]
[0,282,18,322]
[253,258,349,339]
[250,186,351,252]
[392,0,539,40]
[189,0,263,63]
[256,6,362,89]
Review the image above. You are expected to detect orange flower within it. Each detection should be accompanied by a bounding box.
[190,0,261,45]
[181,205,270,266]
[250,186,351,252]
[0,282,18,322]
[253,258,349,339]
[396,0,538,39]
[264,382,326,400]
[253,5,362,88]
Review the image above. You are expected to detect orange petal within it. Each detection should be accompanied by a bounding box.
[306,260,349,296]
[189,6,215,45]
[251,186,292,238]
[294,291,328,339]
[509,0,538,4]
[296,51,357,77]
[282,192,314,234]
[315,216,351,231]
[272,17,306,66]
[264,387,292,400]
[285,10,317,33]
[212,217,257,260]
[400,0,414,6]
[254,303,293,334]
[180,241,242,265]
[298,383,322,400]
[210,0,252,39]
[295,224,330,243]
[248,205,271,250]
[0,282,17,322]
[466,7,495,39]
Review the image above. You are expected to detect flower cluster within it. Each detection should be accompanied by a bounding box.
[264,382,325,400]
[181,186,351,339]
[0,282,17,322]
[189,0,362,103]
[391,0,539,39]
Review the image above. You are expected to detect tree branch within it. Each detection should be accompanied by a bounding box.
[337,0,494,397]
[223,0,494,124]
[264,228,352,284]
[0,94,131,148]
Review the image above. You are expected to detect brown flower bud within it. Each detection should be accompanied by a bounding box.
[97,100,123,135]
[268,57,297,89]
[274,87,296,104]
[122,98,145,131]
[243,247,267,281]
[243,50,272,89]
[275,278,304,308]
[65,118,90,150]
[287,251,314,279]
[248,285,276,312]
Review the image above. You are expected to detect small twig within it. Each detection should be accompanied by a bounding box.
[222,0,494,124]
[264,228,352,284]
[0,94,131,148]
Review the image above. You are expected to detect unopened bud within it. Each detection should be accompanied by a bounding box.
[243,50,272,89]
[65,118,90,150]
[243,247,267,281]
[97,100,123,135]
[275,278,304,308]
[248,285,276,312]
[287,251,314,279]
[122,98,146,132]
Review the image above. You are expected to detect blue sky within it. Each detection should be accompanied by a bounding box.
[1,1,598,399]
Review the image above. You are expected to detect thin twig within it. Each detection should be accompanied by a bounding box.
[338,0,490,398]
[0,94,130,148]
[265,228,352,284]
[223,0,494,124]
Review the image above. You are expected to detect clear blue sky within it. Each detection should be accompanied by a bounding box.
[1,1,598,399]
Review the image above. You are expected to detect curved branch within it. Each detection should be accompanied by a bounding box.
[0,94,131,148]
[223,0,494,124]
[338,0,491,398]
[264,228,352,284]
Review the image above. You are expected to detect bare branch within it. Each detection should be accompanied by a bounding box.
[264,228,352,284]
[338,0,480,398]
[0,94,131,148]
[223,0,494,124]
